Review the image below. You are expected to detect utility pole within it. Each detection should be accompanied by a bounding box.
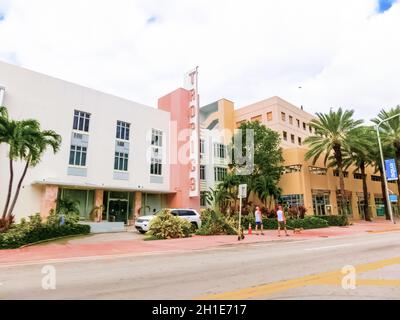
[376,114,400,224]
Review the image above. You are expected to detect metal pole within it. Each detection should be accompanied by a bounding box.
[238,196,242,241]
[376,124,396,224]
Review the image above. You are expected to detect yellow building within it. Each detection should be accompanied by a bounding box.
[200,96,396,219]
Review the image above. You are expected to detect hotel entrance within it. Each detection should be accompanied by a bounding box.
[103,191,132,224]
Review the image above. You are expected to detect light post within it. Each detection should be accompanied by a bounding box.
[375,114,400,224]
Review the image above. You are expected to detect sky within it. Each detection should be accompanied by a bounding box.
[0,0,399,122]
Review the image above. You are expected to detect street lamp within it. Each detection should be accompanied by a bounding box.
[375,113,400,224]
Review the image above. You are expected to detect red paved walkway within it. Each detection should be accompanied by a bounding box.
[0,220,399,266]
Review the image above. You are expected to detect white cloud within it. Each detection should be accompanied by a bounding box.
[0,0,399,122]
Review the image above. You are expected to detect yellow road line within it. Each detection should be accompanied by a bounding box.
[367,229,400,234]
[197,256,400,300]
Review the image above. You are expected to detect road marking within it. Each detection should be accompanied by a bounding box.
[197,256,400,300]
[304,244,353,251]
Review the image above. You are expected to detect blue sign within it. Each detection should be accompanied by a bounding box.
[390,195,398,203]
[385,159,398,181]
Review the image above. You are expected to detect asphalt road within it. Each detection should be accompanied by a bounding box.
[0,231,399,300]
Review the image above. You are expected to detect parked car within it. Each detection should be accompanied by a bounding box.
[135,209,201,234]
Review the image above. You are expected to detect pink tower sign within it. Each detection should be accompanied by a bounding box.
[184,67,200,198]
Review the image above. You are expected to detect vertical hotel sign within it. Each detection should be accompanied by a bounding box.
[184,67,200,198]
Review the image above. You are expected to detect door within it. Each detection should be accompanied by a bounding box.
[313,194,329,216]
[108,199,129,223]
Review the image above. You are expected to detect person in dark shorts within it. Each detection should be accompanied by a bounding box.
[277,205,289,237]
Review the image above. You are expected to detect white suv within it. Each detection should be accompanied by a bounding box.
[135,209,202,234]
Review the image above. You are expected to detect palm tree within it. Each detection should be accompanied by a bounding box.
[372,106,400,196]
[342,127,374,221]
[254,175,281,210]
[1,115,41,220]
[304,108,363,215]
[6,127,61,217]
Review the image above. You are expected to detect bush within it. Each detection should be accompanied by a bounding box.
[148,211,192,239]
[317,215,349,226]
[197,210,237,236]
[0,213,90,249]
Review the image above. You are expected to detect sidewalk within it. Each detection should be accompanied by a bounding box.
[0,220,399,266]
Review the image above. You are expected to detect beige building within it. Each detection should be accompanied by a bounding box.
[200,96,395,219]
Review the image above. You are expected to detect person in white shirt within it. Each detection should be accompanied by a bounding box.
[277,205,289,237]
[254,206,264,235]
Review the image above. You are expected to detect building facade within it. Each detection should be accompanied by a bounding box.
[199,96,396,220]
[0,61,395,223]
[0,61,181,223]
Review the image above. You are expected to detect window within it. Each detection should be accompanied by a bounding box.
[116,121,130,141]
[291,134,295,144]
[150,129,163,176]
[200,165,206,180]
[298,137,302,145]
[333,170,349,178]
[114,152,128,171]
[309,125,313,133]
[267,112,273,121]
[284,165,302,174]
[251,115,262,122]
[150,158,162,176]
[283,131,288,141]
[281,112,286,121]
[151,129,163,147]
[354,173,365,180]
[214,143,226,159]
[303,122,307,131]
[309,166,327,175]
[280,194,304,207]
[200,139,205,155]
[297,119,300,128]
[69,145,87,166]
[371,175,382,182]
[73,110,91,132]
[289,116,293,125]
[214,167,227,182]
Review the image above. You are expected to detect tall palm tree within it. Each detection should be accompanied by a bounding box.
[7,128,61,217]
[342,127,374,221]
[372,106,400,196]
[1,116,41,220]
[304,108,363,215]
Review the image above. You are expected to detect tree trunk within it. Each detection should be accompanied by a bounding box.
[360,162,371,221]
[379,166,391,220]
[7,160,29,217]
[334,146,347,216]
[2,158,14,219]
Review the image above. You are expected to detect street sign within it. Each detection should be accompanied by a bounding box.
[238,184,247,199]
[390,194,398,203]
[385,159,398,181]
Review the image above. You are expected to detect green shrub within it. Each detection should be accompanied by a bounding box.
[0,213,90,249]
[148,211,192,239]
[317,215,349,226]
[197,209,237,236]
[287,217,329,229]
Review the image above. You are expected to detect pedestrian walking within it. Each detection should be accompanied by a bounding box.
[277,205,289,237]
[254,206,264,235]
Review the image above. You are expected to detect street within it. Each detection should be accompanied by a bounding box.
[0,231,399,300]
